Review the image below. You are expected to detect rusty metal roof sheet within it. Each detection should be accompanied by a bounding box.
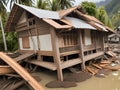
[16,3,60,19]
[64,17,96,30]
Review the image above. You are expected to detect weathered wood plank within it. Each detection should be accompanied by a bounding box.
[62,58,82,69]
[26,60,57,71]
[79,30,85,70]
[92,64,102,69]
[60,50,80,56]
[50,27,63,81]
[84,52,104,61]
[14,52,35,62]
[0,66,15,75]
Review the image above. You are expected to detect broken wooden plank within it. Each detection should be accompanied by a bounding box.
[92,64,102,69]
[99,63,109,67]
[0,52,44,90]
[14,52,35,62]
[86,67,97,75]
[105,51,116,57]
[100,60,111,64]
[26,60,57,71]
[0,65,15,75]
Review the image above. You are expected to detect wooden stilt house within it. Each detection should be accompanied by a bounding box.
[5,3,114,81]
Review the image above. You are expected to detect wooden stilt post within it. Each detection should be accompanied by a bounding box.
[102,32,105,52]
[50,27,63,81]
[79,30,85,71]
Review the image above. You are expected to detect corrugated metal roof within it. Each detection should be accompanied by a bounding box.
[64,17,96,30]
[16,3,60,19]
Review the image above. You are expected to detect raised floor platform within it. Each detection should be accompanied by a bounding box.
[84,52,104,61]
[26,58,82,71]
[25,52,104,71]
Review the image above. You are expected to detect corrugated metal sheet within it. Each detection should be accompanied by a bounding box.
[64,17,96,30]
[95,23,108,32]
[16,4,60,19]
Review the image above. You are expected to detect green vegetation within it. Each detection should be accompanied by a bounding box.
[105,0,120,27]
[36,0,75,11]
[81,1,113,28]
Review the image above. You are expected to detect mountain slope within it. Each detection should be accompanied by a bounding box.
[96,0,111,7]
[105,0,120,15]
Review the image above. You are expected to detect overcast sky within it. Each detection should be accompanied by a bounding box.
[74,0,105,5]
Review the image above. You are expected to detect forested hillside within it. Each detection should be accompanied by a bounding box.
[105,0,120,15]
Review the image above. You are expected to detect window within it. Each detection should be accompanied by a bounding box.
[22,37,30,48]
[58,30,78,47]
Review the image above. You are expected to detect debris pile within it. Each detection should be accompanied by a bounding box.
[0,52,44,90]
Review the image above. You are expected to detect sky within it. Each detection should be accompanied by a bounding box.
[74,0,105,5]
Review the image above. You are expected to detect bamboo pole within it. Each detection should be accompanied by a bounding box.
[0,16,7,51]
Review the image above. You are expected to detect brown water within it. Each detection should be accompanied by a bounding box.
[33,70,120,90]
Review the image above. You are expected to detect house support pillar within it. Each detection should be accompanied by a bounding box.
[102,32,105,52]
[50,27,63,81]
[79,30,85,71]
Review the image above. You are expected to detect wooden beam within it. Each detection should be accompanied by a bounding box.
[78,30,85,71]
[102,32,105,51]
[0,52,44,90]
[50,27,63,81]
[0,65,15,75]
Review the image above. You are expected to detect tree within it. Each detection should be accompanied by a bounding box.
[81,1,113,28]
[112,11,120,27]
[36,0,50,9]
[8,0,34,9]
[81,1,97,16]
[59,0,75,10]
[48,0,75,11]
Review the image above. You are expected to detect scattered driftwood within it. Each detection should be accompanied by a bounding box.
[99,63,109,67]
[86,67,98,75]
[105,51,116,57]
[95,69,111,78]
[0,52,44,90]
[100,60,111,64]
[92,64,102,69]
[104,64,120,71]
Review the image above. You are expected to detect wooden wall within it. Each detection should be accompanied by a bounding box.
[16,11,53,52]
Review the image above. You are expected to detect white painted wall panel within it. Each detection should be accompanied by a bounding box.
[19,36,38,50]
[84,30,92,45]
[39,34,52,51]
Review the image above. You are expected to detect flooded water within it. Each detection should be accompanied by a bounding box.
[33,70,120,90]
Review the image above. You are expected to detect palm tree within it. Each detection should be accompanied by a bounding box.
[36,0,75,11]
[48,0,75,11]
[49,0,60,11]
[59,0,75,10]
[36,0,49,9]
[8,0,34,9]
[0,0,7,51]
